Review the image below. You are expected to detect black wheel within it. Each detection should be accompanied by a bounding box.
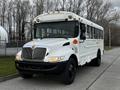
[20,73,33,79]
[90,50,101,66]
[62,58,77,85]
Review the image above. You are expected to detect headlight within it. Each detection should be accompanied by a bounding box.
[15,51,22,61]
[48,56,65,63]
[15,55,22,61]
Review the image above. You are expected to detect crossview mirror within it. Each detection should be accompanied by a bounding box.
[82,29,86,33]
[80,34,86,40]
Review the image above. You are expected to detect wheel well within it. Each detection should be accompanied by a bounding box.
[69,54,78,67]
[97,49,101,58]
[98,49,101,54]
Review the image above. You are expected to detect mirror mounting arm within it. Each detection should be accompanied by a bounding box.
[79,40,85,43]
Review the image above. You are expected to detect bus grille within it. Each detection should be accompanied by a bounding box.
[22,48,46,61]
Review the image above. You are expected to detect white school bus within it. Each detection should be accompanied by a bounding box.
[15,11,104,84]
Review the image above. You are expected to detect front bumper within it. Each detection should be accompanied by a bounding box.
[15,60,68,74]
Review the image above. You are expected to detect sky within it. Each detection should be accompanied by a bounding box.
[111,0,120,24]
[111,0,120,9]
[111,0,120,7]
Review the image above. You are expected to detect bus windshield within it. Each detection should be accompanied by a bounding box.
[34,21,79,39]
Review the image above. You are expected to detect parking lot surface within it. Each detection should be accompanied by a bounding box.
[0,48,120,90]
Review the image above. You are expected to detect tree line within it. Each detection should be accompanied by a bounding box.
[0,0,119,44]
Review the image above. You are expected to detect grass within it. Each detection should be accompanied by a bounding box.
[0,56,17,77]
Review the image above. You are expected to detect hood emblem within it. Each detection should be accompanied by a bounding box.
[32,41,36,50]
[32,45,35,50]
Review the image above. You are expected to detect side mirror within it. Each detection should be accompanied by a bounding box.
[82,29,86,33]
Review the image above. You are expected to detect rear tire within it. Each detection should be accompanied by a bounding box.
[90,50,101,66]
[62,58,77,85]
[20,73,33,79]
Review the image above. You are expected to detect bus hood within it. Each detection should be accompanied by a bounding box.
[23,38,70,49]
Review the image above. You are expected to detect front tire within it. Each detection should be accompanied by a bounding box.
[20,73,33,79]
[62,58,77,85]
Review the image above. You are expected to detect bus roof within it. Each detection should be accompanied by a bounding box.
[33,11,103,30]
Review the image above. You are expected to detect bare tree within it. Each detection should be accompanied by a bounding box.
[34,0,44,16]
[60,0,67,11]
[45,0,54,12]
[59,0,84,15]
[7,0,14,41]
[73,0,83,15]
[29,4,36,40]
[13,0,31,41]
[96,1,112,23]
[54,0,60,11]
[66,0,73,11]
[0,0,7,28]
[15,0,22,40]
[21,0,31,40]
[86,0,100,21]
[12,1,17,41]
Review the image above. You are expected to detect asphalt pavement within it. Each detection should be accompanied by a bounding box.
[0,48,120,90]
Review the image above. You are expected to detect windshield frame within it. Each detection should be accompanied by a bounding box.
[34,21,79,39]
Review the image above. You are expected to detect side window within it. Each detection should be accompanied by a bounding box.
[87,25,91,39]
[91,27,94,39]
[94,28,97,39]
[96,29,100,39]
[86,26,103,39]
[100,30,103,39]
[102,31,103,39]
[95,28,99,39]
[99,30,101,39]
[93,27,96,39]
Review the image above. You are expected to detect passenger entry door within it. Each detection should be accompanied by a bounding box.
[79,23,90,65]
